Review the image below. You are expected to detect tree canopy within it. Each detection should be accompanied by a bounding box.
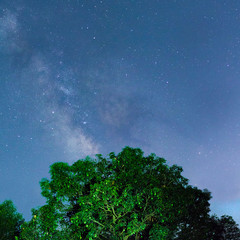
[6,146,240,239]
[0,199,24,240]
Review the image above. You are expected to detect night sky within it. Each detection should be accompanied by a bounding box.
[1,0,240,225]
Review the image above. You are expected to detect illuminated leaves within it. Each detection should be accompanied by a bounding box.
[18,146,223,239]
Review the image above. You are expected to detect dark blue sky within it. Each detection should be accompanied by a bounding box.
[1,0,240,224]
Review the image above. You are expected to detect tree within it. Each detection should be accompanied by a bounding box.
[18,146,240,239]
[0,199,24,240]
[169,187,212,239]
[204,214,240,240]
[19,206,70,240]
[220,215,240,239]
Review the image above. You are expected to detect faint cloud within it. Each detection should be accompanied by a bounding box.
[0,10,17,32]
[28,54,50,83]
[20,54,54,101]
[98,95,129,127]
[0,9,21,53]
[30,55,49,76]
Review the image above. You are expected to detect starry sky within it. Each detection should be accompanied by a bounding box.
[1,0,240,225]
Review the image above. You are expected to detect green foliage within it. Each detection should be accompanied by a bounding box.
[148,224,169,240]
[15,146,240,239]
[0,200,24,240]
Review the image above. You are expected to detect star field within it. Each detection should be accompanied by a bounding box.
[0,0,240,224]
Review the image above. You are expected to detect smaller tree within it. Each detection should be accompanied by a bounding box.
[220,215,240,239]
[18,208,41,240]
[0,199,24,240]
[19,205,69,240]
[170,187,212,239]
